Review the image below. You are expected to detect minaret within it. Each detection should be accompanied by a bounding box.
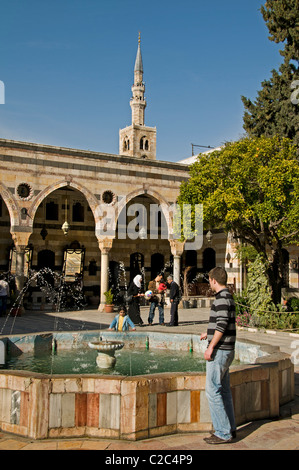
[130,32,146,126]
[119,33,156,160]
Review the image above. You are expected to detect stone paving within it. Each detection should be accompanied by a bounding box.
[0,305,298,450]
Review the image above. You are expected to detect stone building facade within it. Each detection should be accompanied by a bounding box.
[0,37,297,310]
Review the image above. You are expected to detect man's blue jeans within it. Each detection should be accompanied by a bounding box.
[205,348,236,440]
[148,302,164,324]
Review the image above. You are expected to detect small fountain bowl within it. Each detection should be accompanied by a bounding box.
[88,340,125,352]
[88,340,125,368]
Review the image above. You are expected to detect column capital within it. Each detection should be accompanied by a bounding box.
[169,239,185,257]
[11,230,32,251]
[97,237,114,254]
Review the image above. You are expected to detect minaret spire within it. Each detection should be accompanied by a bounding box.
[134,32,143,73]
[131,32,146,126]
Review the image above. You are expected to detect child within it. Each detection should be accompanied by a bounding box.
[108,305,136,331]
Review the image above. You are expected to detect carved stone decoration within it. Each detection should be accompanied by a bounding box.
[17,183,33,200]
[102,190,116,205]
[98,237,114,253]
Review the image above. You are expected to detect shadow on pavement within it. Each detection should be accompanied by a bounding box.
[0,311,110,335]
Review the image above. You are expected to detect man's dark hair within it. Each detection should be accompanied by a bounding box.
[208,267,227,286]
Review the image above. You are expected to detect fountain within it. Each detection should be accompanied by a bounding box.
[88,338,124,368]
[0,329,294,441]
[0,264,294,442]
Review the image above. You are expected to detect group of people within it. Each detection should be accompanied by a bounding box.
[109,266,237,445]
[109,273,181,332]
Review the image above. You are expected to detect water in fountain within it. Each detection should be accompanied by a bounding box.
[2,345,207,376]
[0,267,89,336]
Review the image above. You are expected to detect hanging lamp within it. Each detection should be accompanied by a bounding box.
[62,197,70,236]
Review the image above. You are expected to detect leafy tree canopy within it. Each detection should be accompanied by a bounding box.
[178,136,299,302]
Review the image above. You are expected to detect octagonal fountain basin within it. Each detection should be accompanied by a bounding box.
[0,330,294,441]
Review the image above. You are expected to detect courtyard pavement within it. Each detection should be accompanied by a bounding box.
[0,305,298,451]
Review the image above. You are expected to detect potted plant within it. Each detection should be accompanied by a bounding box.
[103,289,114,313]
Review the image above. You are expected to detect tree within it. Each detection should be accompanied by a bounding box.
[242,0,299,146]
[242,62,299,146]
[178,136,299,304]
[261,0,299,62]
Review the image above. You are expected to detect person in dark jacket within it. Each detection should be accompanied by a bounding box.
[127,274,144,326]
[166,275,180,326]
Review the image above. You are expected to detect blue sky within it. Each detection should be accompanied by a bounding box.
[0,0,283,162]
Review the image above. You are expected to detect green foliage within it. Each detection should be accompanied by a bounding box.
[179,136,299,245]
[246,254,273,315]
[103,289,114,304]
[261,0,299,61]
[287,297,299,312]
[250,307,298,330]
[179,135,299,302]
[234,257,299,330]
[235,245,258,263]
[242,63,299,147]
[242,1,299,146]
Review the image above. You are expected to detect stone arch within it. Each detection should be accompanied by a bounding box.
[112,187,173,235]
[28,179,99,226]
[0,182,20,227]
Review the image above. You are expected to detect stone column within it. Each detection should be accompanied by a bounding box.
[98,237,114,311]
[169,239,185,286]
[11,230,32,298]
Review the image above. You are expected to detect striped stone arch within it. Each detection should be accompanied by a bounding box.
[110,187,173,234]
[0,182,20,227]
[27,179,99,226]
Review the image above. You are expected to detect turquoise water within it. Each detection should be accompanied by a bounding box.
[3,348,207,376]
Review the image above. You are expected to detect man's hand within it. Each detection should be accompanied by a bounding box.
[200,332,207,341]
[204,330,223,361]
[204,345,214,361]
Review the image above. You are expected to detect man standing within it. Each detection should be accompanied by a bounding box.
[147,274,165,325]
[200,267,236,444]
[166,275,180,326]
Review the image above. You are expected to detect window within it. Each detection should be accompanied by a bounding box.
[203,248,216,277]
[123,138,130,151]
[140,136,149,151]
[151,253,164,279]
[88,260,97,276]
[46,201,59,220]
[72,202,84,222]
[130,252,144,283]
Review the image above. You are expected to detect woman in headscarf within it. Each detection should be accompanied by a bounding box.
[127,274,144,325]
